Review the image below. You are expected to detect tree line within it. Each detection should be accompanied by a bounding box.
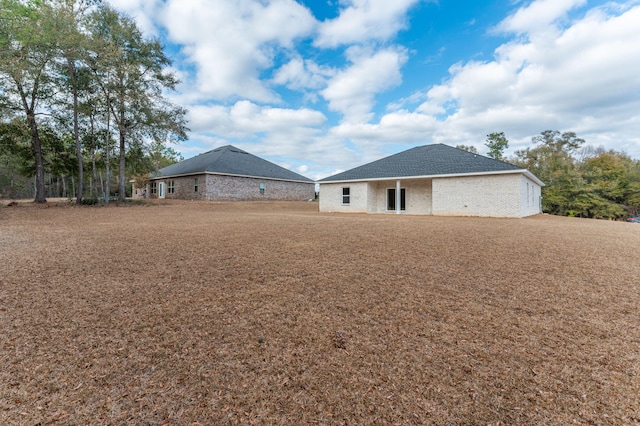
[460,131,640,220]
[0,0,187,203]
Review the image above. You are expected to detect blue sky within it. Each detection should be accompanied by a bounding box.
[106,0,640,180]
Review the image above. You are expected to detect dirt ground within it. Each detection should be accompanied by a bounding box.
[1,200,639,425]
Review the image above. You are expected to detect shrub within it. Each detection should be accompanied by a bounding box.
[80,197,100,206]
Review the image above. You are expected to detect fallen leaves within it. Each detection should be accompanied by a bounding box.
[1,200,639,424]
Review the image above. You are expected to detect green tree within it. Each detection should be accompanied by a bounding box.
[0,118,33,178]
[0,118,77,198]
[0,0,60,202]
[53,0,99,203]
[514,130,585,215]
[148,141,183,170]
[1,0,187,203]
[485,132,509,161]
[580,151,640,219]
[87,5,188,201]
[513,130,640,219]
[126,139,183,176]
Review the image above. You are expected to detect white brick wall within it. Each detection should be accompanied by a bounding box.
[319,179,433,214]
[320,173,542,217]
[520,175,543,217]
[367,179,433,214]
[433,174,524,217]
[319,182,369,212]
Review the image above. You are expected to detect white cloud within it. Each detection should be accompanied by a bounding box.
[375,2,640,156]
[322,46,408,123]
[106,0,640,178]
[271,57,334,91]
[106,0,164,36]
[184,100,348,175]
[315,0,423,48]
[188,100,326,136]
[331,111,436,145]
[159,0,316,102]
[495,0,587,36]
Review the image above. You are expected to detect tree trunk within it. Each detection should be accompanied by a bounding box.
[105,99,111,205]
[99,171,104,199]
[118,119,126,202]
[67,59,83,203]
[90,115,97,197]
[26,111,46,203]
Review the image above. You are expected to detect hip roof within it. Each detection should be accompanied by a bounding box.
[319,144,542,185]
[152,145,313,183]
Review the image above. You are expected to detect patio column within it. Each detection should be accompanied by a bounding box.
[396,179,401,214]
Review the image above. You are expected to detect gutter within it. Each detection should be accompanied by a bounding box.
[318,169,545,187]
[150,171,314,185]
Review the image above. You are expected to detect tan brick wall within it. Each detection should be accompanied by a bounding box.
[131,183,148,200]
[155,175,206,200]
[153,174,314,201]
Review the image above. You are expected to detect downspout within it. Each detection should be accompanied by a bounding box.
[396,180,401,214]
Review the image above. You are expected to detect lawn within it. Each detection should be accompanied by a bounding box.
[1,200,639,424]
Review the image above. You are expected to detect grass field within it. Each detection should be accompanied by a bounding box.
[1,200,639,424]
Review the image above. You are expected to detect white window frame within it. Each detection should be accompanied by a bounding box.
[386,187,406,211]
[342,187,350,205]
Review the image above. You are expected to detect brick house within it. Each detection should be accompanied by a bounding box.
[133,145,315,201]
[317,144,544,218]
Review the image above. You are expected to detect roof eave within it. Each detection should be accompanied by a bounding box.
[319,169,545,185]
[151,171,313,184]
[522,170,545,187]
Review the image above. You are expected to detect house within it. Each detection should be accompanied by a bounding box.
[317,144,544,218]
[133,145,315,201]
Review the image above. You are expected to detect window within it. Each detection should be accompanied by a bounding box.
[387,188,406,211]
[194,178,199,192]
[168,180,175,194]
[342,187,350,205]
[259,182,265,194]
[150,182,157,195]
[532,184,535,206]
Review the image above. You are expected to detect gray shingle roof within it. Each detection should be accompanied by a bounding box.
[319,144,532,182]
[152,145,313,183]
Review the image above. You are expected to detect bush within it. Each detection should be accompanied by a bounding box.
[80,197,100,206]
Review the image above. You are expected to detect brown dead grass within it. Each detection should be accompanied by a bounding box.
[1,200,639,425]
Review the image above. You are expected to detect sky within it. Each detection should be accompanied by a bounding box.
[105,0,640,180]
